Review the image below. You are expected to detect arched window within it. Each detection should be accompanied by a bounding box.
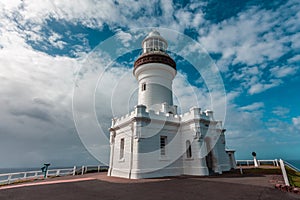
[186,140,192,158]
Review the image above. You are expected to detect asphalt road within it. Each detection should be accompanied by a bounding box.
[0,176,299,200]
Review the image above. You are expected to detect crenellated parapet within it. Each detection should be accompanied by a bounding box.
[111,103,224,133]
[111,104,181,131]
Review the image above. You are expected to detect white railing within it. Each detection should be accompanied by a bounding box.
[0,165,108,185]
[236,159,279,167]
[283,160,300,172]
[279,159,290,186]
[237,159,299,187]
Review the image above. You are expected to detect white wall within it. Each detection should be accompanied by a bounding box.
[108,104,233,179]
[134,63,176,110]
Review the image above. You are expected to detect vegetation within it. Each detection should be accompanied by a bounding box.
[242,167,281,175]
[220,167,282,177]
[229,167,281,175]
[286,166,300,188]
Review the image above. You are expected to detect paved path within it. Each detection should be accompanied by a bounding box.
[0,173,299,200]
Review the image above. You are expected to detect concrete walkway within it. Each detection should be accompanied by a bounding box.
[0,173,299,200]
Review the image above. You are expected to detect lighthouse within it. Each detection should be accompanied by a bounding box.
[133,30,176,112]
[107,31,235,179]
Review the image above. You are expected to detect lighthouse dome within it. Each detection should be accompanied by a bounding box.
[148,30,161,37]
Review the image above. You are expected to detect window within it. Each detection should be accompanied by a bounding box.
[154,39,159,51]
[142,83,146,91]
[120,138,124,159]
[160,136,167,156]
[186,140,192,158]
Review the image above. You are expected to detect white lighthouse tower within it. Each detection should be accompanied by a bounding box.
[107,31,235,179]
[134,30,177,113]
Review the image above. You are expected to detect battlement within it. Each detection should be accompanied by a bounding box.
[180,107,214,121]
[111,104,181,128]
[111,104,222,128]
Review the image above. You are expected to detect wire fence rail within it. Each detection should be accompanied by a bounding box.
[236,159,279,167]
[237,158,300,187]
[284,161,300,172]
[0,165,109,185]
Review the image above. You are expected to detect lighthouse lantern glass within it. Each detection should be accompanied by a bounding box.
[143,38,167,53]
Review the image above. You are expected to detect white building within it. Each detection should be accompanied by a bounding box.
[108,31,236,179]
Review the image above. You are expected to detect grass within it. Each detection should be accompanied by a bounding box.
[230,167,281,175]
[219,167,282,177]
[241,167,281,175]
[285,166,300,188]
[0,179,34,187]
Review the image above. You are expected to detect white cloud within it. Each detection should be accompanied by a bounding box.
[288,54,300,63]
[248,79,282,95]
[198,0,300,96]
[0,46,87,167]
[230,65,284,95]
[292,117,300,127]
[269,65,298,78]
[272,107,290,117]
[240,102,264,111]
[174,8,204,29]
[48,31,66,49]
[198,6,288,66]
[291,33,300,49]
[115,30,132,48]
[0,0,299,166]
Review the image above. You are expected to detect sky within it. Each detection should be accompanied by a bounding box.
[0,0,299,168]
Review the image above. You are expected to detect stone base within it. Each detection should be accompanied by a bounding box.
[183,166,209,176]
[108,166,210,179]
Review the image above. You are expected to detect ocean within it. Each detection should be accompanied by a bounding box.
[0,168,41,174]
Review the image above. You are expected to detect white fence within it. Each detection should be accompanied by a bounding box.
[0,165,108,185]
[283,160,300,172]
[237,159,300,186]
[236,159,279,167]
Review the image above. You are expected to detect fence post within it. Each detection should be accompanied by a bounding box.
[98,165,100,172]
[253,157,259,167]
[73,166,76,176]
[7,174,12,184]
[275,159,279,167]
[279,159,290,186]
[239,164,243,175]
[24,172,27,179]
[56,170,60,176]
[81,166,84,175]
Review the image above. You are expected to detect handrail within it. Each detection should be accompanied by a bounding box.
[284,161,300,172]
[279,159,290,186]
[236,159,277,162]
[236,159,279,167]
[0,170,43,177]
[0,165,108,185]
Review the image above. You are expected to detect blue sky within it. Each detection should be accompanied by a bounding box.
[0,0,299,168]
